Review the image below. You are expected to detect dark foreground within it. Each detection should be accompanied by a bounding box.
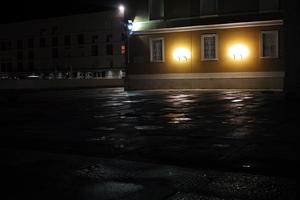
[0,88,299,199]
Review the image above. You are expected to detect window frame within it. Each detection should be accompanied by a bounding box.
[260,30,279,59]
[201,34,218,61]
[149,37,165,63]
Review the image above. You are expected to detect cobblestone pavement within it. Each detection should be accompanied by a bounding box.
[0,88,299,199]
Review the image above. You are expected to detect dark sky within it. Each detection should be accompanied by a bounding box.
[0,0,122,23]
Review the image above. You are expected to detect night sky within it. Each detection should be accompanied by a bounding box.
[0,0,122,23]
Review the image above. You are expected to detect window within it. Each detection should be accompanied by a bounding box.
[150,38,164,62]
[52,26,58,35]
[91,45,98,56]
[92,35,98,43]
[106,34,112,42]
[17,62,23,72]
[149,0,164,20]
[106,44,113,55]
[78,34,85,45]
[200,0,217,16]
[121,45,126,55]
[52,37,58,47]
[28,38,34,48]
[260,31,278,58]
[28,62,35,72]
[40,38,46,48]
[64,35,71,46]
[28,50,34,60]
[259,0,279,11]
[201,34,218,60]
[17,51,23,60]
[1,42,7,51]
[17,40,23,50]
[52,48,59,58]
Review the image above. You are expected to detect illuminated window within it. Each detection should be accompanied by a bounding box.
[201,34,218,61]
[121,45,126,55]
[150,38,164,62]
[260,31,278,58]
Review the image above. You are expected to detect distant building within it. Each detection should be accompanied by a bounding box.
[0,10,126,79]
[126,0,284,90]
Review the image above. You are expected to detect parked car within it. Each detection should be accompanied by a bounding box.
[0,73,9,80]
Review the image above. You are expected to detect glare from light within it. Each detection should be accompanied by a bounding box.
[173,48,191,62]
[118,5,125,14]
[229,44,249,60]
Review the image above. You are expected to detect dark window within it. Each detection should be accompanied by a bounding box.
[40,28,46,36]
[28,50,34,60]
[1,42,6,51]
[52,37,58,47]
[7,41,12,50]
[200,0,217,16]
[219,0,258,14]
[17,62,23,72]
[40,38,46,48]
[28,62,35,72]
[52,48,59,58]
[150,0,164,19]
[17,40,23,49]
[28,38,34,48]
[106,34,112,42]
[65,35,71,46]
[259,0,280,11]
[78,34,85,45]
[261,31,278,58]
[7,63,12,72]
[92,35,98,43]
[91,45,98,56]
[17,51,23,60]
[1,63,6,72]
[52,26,58,34]
[106,44,113,55]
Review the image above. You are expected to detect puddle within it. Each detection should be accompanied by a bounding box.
[213,144,231,148]
[232,99,243,103]
[79,182,144,200]
[168,118,192,124]
[163,113,185,118]
[86,136,107,142]
[135,125,163,130]
[94,127,116,131]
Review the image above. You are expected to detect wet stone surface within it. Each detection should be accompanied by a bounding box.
[0,88,299,176]
[0,88,300,199]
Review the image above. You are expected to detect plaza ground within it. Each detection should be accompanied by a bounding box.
[0,88,299,199]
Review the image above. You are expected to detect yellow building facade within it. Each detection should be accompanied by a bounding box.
[126,0,284,90]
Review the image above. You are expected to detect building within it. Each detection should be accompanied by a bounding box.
[0,10,126,79]
[125,0,284,90]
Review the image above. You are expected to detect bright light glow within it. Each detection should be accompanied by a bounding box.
[173,48,191,62]
[118,5,125,14]
[229,44,249,60]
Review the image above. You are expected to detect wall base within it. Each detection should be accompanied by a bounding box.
[125,72,284,90]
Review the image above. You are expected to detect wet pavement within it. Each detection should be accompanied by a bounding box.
[0,88,299,199]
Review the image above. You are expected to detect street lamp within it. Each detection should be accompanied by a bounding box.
[118,5,125,15]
